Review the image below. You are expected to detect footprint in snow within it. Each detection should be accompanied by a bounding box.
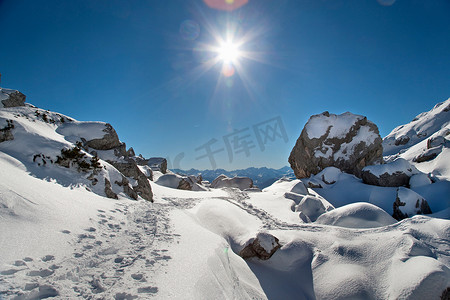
[41,255,54,262]
[115,292,137,300]
[61,230,71,234]
[138,286,158,294]
[1,269,21,275]
[24,282,39,291]
[85,227,96,232]
[16,285,59,299]
[131,273,144,281]
[27,269,54,277]
[14,260,26,266]
[23,257,33,262]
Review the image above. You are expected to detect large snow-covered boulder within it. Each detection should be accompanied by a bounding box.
[57,122,122,151]
[239,232,281,260]
[315,202,397,228]
[392,187,432,220]
[361,158,419,187]
[289,111,383,178]
[0,88,26,108]
[210,174,253,190]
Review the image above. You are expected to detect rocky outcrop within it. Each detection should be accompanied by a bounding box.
[108,160,153,202]
[392,187,432,221]
[84,123,122,151]
[210,174,253,190]
[0,120,14,143]
[289,111,383,179]
[413,146,442,163]
[155,173,204,191]
[147,157,168,174]
[114,175,138,200]
[361,158,419,187]
[239,232,281,260]
[104,178,118,199]
[0,89,26,108]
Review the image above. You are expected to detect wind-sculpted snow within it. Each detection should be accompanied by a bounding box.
[315,202,397,228]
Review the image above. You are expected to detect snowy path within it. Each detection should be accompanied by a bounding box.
[1,200,178,299]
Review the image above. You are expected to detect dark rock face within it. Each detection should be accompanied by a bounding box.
[104,179,118,199]
[289,112,383,179]
[413,146,442,163]
[394,135,410,146]
[147,157,168,174]
[114,175,138,200]
[177,178,192,190]
[362,171,411,187]
[1,90,26,108]
[108,160,153,202]
[239,233,281,260]
[0,120,14,143]
[392,187,432,221]
[85,123,122,151]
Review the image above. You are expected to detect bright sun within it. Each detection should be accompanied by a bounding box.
[217,41,241,64]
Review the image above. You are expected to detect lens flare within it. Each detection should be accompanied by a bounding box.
[203,0,248,11]
[217,40,240,63]
[222,63,235,77]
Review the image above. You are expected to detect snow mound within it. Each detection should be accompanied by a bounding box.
[363,158,418,177]
[56,121,112,143]
[315,202,397,228]
[409,173,432,188]
[210,174,253,190]
[316,167,342,184]
[393,187,432,220]
[155,173,184,189]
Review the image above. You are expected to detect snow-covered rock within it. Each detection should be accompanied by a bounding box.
[289,111,383,178]
[413,145,443,163]
[409,173,433,188]
[155,173,205,191]
[0,88,26,108]
[155,173,185,189]
[383,98,450,156]
[210,174,253,190]
[393,187,432,220]
[361,158,419,187]
[294,194,334,221]
[239,232,281,260]
[317,166,342,185]
[57,121,123,151]
[315,202,397,228]
[289,180,309,195]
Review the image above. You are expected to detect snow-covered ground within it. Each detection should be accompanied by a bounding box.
[1,96,449,299]
[1,156,449,299]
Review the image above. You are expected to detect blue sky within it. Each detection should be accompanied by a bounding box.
[1,0,449,170]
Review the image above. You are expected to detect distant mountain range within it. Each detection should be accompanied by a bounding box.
[172,166,295,189]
